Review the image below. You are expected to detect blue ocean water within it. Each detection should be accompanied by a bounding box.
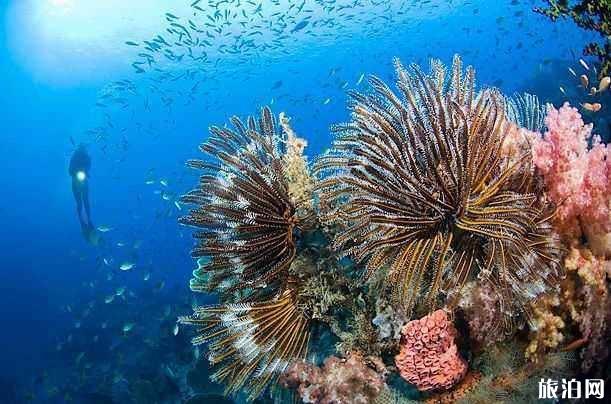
[0,0,602,403]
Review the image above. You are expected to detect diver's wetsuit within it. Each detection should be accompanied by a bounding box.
[69,146,92,230]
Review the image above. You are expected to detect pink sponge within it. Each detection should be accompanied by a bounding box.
[394,310,467,392]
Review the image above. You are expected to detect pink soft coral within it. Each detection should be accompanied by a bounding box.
[394,310,467,392]
[531,103,610,245]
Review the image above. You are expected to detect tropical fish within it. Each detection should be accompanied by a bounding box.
[97,225,113,233]
[580,74,588,88]
[356,73,365,85]
[122,322,135,333]
[120,262,135,271]
[598,76,610,92]
[291,19,309,33]
[582,102,601,112]
[579,59,589,71]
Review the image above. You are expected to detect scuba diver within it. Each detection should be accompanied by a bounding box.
[69,144,99,245]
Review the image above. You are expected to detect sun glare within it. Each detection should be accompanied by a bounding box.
[50,0,72,7]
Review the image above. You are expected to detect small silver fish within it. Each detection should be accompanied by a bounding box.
[123,322,135,333]
[356,73,365,85]
[120,262,135,271]
[579,58,589,71]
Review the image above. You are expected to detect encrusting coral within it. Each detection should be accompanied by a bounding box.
[394,310,467,392]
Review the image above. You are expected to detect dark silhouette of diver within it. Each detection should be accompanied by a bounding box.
[69,144,99,244]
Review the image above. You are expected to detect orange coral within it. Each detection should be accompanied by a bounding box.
[394,310,467,392]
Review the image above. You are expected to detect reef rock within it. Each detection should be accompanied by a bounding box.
[394,310,466,392]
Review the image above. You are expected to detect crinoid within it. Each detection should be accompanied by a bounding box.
[180,106,314,300]
[506,92,547,133]
[314,55,562,326]
[179,107,314,400]
[180,290,310,400]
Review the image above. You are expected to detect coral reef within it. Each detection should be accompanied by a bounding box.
[535,0,611,77]
[394,310,467,392]
[279,352,386,404]
[178,56,610,403]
